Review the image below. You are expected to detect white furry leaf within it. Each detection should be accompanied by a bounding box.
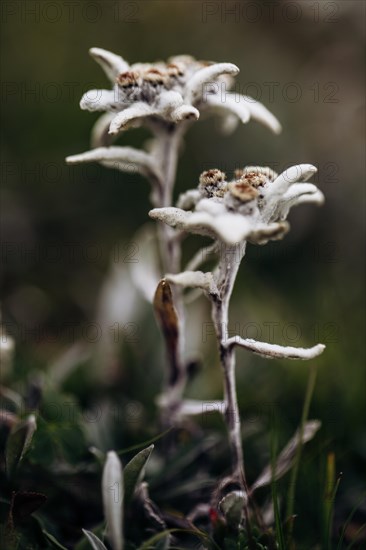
[102,451,123,550]
[226,337,325,360]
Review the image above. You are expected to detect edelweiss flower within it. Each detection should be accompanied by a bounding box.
[149,164,324,246]
[78,48,281,139]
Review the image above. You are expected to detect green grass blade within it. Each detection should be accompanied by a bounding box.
[117,428,172,456]
[286,364,317,543]
[337,493,366,550]
[271,418,285,550]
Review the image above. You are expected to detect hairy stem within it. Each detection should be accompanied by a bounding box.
[154,125,187,419]
[157,131,181,274]
[211,243,247,483]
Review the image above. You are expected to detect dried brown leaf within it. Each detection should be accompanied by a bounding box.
[153,279,180,385]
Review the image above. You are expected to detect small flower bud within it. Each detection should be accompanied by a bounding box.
[242,166,278,183]
[117,71,140,88]
[166,63,184,77]
[199,169,227,198]
[228,180,259,202]
[239,171,267,188]
[143,68,167,86]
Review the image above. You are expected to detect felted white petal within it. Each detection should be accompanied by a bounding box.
[265,164,318,197]
[225,337,325,360]
[242,96,282,134]
[191,212,254,244]
[281,183,319,202]
[109,103,156,134]
[176,189,201,210]
[66,146,163,183]
[80,89,118,112]
[202,93,251,124]
[156,90,199,122]
[272,189,325,222]
[149,207,222,240]
[90,47,129,82]
[187,210,283,246]
[166,271,219,295]
[195,198,228,216]
[292,189,325,206]
[247,221,289,245]
[149,207,191,228]
[185,63,239,103]
[170,104,200,122]
[157,90,184,111]
[150,207,287,246]
[273,183,323,220]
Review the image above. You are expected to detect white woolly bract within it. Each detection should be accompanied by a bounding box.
[242,95,282,134]
[108,103,155,134]
[66,146,162,182]
[166,271,218,294]
[80,89,117,112]
[204,93,251,124]
[184,62,239,103]
[225,337,325,360]
[264,164,317,198]
[149,206,288,246]
[89,47,129,82]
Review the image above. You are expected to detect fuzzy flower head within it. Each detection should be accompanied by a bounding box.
[149,164,324,246]
[79,48,281,140]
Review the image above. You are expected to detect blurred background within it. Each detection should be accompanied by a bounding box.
[1,0,365,546]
